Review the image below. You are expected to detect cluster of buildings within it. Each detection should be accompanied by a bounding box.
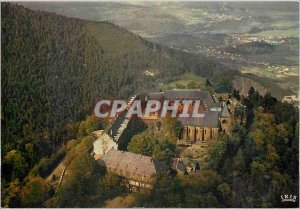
[93,88,237,191]
[143,89,234,145]
[282,95,299,107]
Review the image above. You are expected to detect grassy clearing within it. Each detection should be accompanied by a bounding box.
[161,73,206,90]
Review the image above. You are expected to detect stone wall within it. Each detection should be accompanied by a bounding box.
[182,126,219,145]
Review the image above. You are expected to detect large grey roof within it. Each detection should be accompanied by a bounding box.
[176,160,186,173]
[172,158,198,173]
[103,111,132,142]
[158,89,215,110]
[179,111,220,128]
[215,86,231,94]
[97,150,169,177]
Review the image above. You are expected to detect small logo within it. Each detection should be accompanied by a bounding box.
[281,194,297,202]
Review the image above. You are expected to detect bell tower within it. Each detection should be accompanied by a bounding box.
[220,102,232,135]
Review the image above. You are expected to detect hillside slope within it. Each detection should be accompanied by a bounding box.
[1,3,233,165]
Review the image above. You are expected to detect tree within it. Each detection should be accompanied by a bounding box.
[4,150,28,180]
[161,117,183,138]
[65,121,80,140]
[217,183,231,206]
[247,87,262,108]
[101,172,124,199]
[187,80,198,89]
[25,143,35,167]
[248,87,255,97]
[55,151,99,207]
[77,116,102,138]
[250,160,267,195]
[234,106,245,125]
[232,89,241,100]
[127,126,176,162]
[262,91,277,113]
[20,176,51,207]
[242,96,254,127]
[233,148,246,174]
[205,140,226,171]
[127,133,152,156]
[2,179,21,208]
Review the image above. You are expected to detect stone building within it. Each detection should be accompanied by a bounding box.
[179,111,220,146]
[282,95,299,107]
[93,132,118,160]
[220,103,233,135]
[142,89,217,121]
[93,90,233,160]
[97,150,169,191]
[93,95,137,159]
[172,158,200,174]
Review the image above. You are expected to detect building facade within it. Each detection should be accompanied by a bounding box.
[179,111,220,146]
[220,103,233,135]
[93,132,118,160]
[97,150,169,191]
[93,106,133,159]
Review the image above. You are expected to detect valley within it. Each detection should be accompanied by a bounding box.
[19,1,299,98]
[1,2,299,208]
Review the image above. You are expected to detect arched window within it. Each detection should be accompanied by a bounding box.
[222,119,227,124]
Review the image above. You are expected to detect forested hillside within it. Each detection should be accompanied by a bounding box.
[1,2,234,185]
[1,3,298,208]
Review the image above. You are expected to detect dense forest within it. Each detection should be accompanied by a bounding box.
[1,2,234,189]
[1,3,298,208]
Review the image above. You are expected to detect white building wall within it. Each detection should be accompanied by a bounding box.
[93,133,118,158]
[93,138,104,155]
